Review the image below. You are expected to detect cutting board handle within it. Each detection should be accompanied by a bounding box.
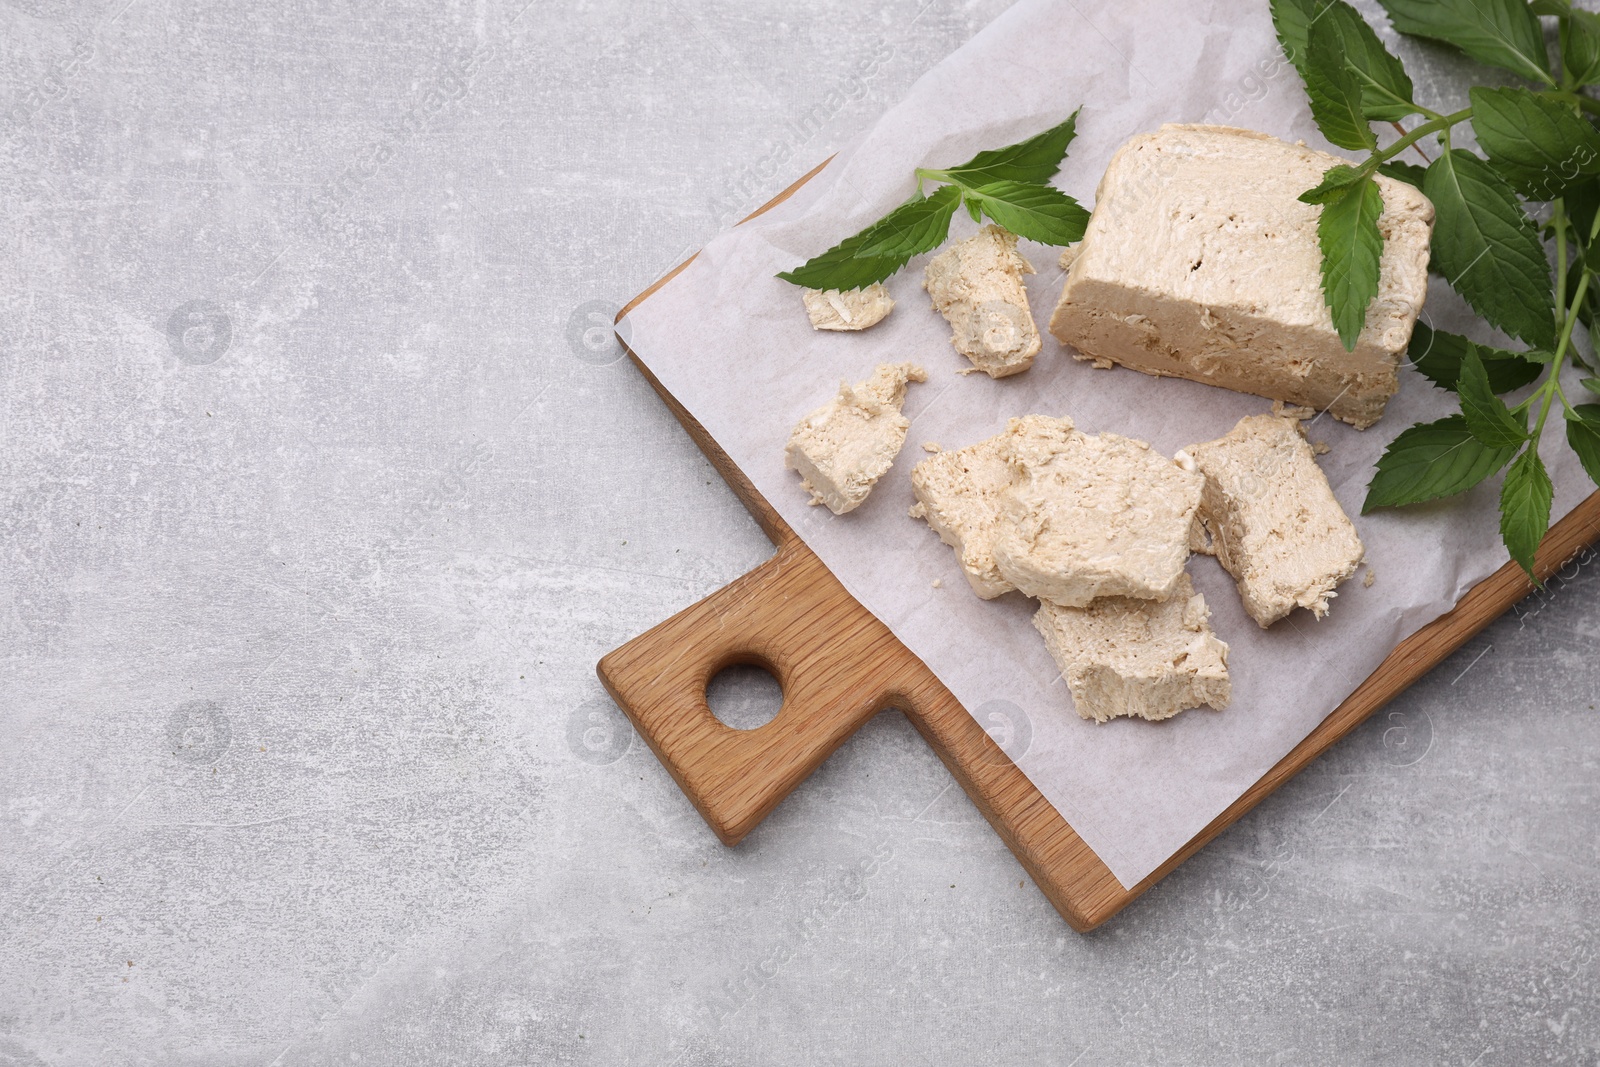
[597,537,916,845]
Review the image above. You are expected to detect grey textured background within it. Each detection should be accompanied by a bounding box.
[1,1,1597,1064]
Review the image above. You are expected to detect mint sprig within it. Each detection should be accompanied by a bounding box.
[1272,0,1600,579]
[777,112,1087,291]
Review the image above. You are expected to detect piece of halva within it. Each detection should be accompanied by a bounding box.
[924,225,1041,378]
[785,362,926,515]
[1177,413,1365,627]
[992,415,1204,607]
[908,428,1019,599]
[1048,124,1435,429]
[1033,573,1231,723]
[802,283,895,331]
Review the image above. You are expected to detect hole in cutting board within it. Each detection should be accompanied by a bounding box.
[706,664,783,730]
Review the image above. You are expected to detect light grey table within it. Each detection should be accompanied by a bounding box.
[2,2,1597,1064]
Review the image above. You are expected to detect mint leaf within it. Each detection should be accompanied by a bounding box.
[777,185,961,290]
[1566,177,1600,246]
[1563,10,1600,87]
[1376,0,1553,85]
[1378,160,1429,188]
[1470,87,1600,199]
[1270,0,1330,74]
[1567,405,1600,487]
[1300,163,1368,205]
[961,181,1090,247]
[1272,0,1419,124]
[1364,415,1520,511]
[1424,150,1557,350]
[1408,324,1547,393]
[1316,175,1385,349]
[1583,377,1600,395]
[935,111,1081,187]
[1500,446,1554,578]
[1459,346,1533,447]
[1319,1,1420,121]
[778,253,904,292]
[1483,352,1552,392]
[1305,14,1379,150]
[851,186,962,258]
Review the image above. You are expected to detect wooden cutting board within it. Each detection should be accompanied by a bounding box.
[596,159,1600,932]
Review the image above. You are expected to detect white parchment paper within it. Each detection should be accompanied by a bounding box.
[618,0,1597,887]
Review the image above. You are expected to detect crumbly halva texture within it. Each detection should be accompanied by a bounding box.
[1049,124,1435,429]
[1176,413,1365,627]
[1188,514,1213,555]
[1033,572,1231,723]
[991,415,1204,607]
[1273,400,1317,421]
[802,283,895,331]
[924,225,1041,378]
[908,426,1021,599]
[786,362,926,515]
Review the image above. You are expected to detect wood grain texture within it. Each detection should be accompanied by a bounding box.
[596,160,1600,932]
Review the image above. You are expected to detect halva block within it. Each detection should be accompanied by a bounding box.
[1049,124,1435,429]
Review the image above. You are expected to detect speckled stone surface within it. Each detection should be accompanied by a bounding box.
[1,2,1597,1064]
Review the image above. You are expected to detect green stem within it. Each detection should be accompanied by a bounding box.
[1374,107,1473,165]
[1534,365,1565,440]
[1527,212,1600,435]
[1563,91,1600,117]
[1370,93,1596,173]
[1379,96,1598,170]
[1556,199,1569,342]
